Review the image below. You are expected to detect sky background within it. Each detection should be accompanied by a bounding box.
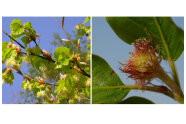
[92,17,184,104]
[2,17,88,104]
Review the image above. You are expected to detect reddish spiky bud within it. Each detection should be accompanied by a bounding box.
[120,38,159,86]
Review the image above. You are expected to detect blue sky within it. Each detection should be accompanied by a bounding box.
[92,17,184,104]
[2,17,87,104]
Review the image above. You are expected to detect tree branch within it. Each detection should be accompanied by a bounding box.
[21,52,55,63]
[74,58,90,78]
[3,31,25,49]
[2,62,58,86]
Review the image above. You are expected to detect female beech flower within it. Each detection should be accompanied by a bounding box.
[120,38,159,86]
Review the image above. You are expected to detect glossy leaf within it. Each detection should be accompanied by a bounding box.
[105,17,184,61]
[92,54,129,104]
[120,96,154,104]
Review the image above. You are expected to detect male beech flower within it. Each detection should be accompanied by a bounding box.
[120,38,159,86]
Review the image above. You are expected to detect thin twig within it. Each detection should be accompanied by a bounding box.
[3,31,25,49]
[21,52,55,63]
[53,17,82,53]
[74,58,90,78]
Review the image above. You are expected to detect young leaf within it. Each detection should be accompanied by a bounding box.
[105,17,184,61]
[119,96,154,104]
[92,54,129,104]
[10,19,24,41]
[2,42,14,61]
[83,17,90,24]
[21,36,29,48]
[54,47,70,61]
[2,68,14,85]
[23,21,34,33]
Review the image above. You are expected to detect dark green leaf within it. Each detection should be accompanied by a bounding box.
[105,17,184,61]
[120,96,154,104]
[92,54,129,104]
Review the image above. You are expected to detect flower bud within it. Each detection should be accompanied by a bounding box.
[12,44,21,55]
[7,42,13,48]
[42,49,52,59]
[36,77,44,83]
[6,68,12,74]
[60,74,66,80]
[120,38,159,86]
[61,39,70,42]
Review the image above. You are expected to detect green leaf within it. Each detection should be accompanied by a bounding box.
[105,17,184,61]
[83,17,90,24]
[2,68,14,85]
[2,42,13,61]
[31,47,42,55]
[10,19,24,40]
[2,42,8,51]
[54,47,70,61]
[87,43,90,50]
[21,36,29,48]
[2,46,14,61]
[92,54,129,104]
[120,96,154,104]
[23,21,35,35]
[29,55,44,69]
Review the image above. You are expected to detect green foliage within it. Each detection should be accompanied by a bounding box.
[2,42,14,61]
[92,54,129,104]
[2,68,14,85]
[54,47,70,61]
[10,19,25,41]
[83,17,90,24]
[21,36,29,48]
[75,24,91,37]
[3,18,90,104]
[23,21,34,33]
[105,17,184,61]
[119,96,154,104]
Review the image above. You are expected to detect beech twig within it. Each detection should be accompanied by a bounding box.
[2,61,58,86]
[3,31,25,49]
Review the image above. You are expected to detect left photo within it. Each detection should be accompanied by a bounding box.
[2,17,91,104]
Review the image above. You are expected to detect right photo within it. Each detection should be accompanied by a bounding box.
[92,17,184,104]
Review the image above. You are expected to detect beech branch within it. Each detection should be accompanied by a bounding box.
[2,61,58,86]
[73,58,90,78]
[3,31,25,49]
